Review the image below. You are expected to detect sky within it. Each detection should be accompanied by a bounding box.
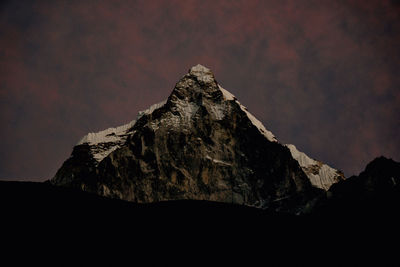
[1,0,399,181]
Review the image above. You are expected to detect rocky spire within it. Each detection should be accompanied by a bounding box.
[189,64,215,84]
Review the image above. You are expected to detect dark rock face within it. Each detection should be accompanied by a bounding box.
[316,156,400,216]
[52,65,325,213]
[330,156,400,198]
[52,144,98,188]
[3,180,399,266]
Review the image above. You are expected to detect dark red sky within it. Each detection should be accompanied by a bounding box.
[1,0,399,181]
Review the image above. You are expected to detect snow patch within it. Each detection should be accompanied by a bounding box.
[137,100,167,120]
[307,164,342,190]
[78,100,166,146]
[77,99,167,163]
[77,120,136,145]
[286,144,342,190]
[286,144,317,167]
[219,85,235,101]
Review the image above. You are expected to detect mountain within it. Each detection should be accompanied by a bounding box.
[51,64,344,213]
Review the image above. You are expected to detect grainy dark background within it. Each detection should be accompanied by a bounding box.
[1,0,399,181]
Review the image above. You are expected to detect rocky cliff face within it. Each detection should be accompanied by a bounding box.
[51,64,344,213]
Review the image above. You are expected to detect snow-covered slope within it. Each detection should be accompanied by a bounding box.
[286,144,343,190]
[77,100,166,163]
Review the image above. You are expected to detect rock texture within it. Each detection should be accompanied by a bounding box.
[51,64,344,213]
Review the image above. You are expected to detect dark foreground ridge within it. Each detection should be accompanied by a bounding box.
[1,180,295,227]
[315,156,400,217]
[2,157,400,265]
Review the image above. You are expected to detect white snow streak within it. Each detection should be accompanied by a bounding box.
[77,120,135,145]
[219,85,235,101]
[219,84,277,142]
[205,155,232,166]
[285,144,317,167]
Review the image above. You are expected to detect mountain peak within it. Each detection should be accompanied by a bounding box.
[169,64,221,105]
[52,65,345,213]
[189,64,214,84]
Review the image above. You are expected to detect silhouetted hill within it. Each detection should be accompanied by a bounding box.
[1,180,294,228]
[315,156,400,219]
[1,156,399,265]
